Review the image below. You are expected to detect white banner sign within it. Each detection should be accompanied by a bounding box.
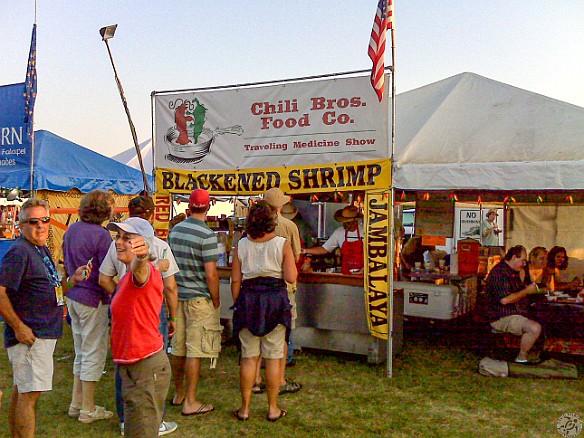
[153,75,389,171]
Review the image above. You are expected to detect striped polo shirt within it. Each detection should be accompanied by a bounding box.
[168,217,218,300]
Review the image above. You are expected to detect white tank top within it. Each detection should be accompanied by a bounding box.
[238,236,285,280]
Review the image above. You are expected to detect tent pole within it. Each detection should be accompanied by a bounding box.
[101,34,151,194]
[386,22,396,379]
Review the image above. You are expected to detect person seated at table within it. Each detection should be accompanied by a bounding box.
[521,246,551,289]
[399,236,435,278]
[545,246,583,292]
[486,245,543,363]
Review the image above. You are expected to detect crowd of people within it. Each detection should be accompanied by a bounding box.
[3,189,584,434]
[485,244,584,364]
[0,187,314,437]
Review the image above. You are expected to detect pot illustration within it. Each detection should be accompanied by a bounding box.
[165,125,243,164]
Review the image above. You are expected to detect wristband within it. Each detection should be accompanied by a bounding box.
[169,317,178,322]
[66,277,74,288]
[137,254,149,261]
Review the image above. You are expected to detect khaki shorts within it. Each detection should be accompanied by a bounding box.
[7,339,57,393]
[239,325,286,359]
[491,315,529,336]
[172,298,222,359]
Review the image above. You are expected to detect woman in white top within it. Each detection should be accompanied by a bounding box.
[231,200,297,422]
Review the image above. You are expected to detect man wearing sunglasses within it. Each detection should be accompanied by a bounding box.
[0,198,90,437]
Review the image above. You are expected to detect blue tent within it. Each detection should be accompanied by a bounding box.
[1,130,152,194]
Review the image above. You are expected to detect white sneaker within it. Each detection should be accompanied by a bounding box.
[159,421,178,436]
[120,422,124,436]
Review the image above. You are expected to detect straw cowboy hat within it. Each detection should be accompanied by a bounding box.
[333,205,363,223]
[281,202,298,220]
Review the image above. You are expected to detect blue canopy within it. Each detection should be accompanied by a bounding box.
[1,130,152,194]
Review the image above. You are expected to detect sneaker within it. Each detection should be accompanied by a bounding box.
[159,421,178,436]
[78,405,114,423]
[120,422,124,436]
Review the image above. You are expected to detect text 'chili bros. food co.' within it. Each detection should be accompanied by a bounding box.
[152,74,389,172]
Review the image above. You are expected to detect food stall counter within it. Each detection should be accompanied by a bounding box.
[216,266,402,363]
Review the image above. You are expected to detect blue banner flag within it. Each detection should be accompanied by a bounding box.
[0,83,31,189]
[24,24,37,135]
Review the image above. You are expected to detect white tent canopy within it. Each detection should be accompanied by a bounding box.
[111,138,154,175]
[394,72,584,191]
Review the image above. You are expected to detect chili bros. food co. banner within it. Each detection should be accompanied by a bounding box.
[153,75,389,171]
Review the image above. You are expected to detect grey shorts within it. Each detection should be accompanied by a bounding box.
[7,339,57,393]
[491,315,530,336]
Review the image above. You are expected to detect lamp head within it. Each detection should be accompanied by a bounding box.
[99,24,118,41]
[6,188,21,202]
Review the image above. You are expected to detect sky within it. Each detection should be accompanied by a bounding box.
[3,0,584,159]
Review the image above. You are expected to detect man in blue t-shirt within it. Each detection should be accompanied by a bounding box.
[0,198,89,437]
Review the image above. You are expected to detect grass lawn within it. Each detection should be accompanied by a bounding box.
[1,320,583,437]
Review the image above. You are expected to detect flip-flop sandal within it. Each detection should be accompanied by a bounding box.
[233,410,248,421]
[181,403,215,416]
[252,383,266,394]
[267,409,287,422]
[279,381,302,395]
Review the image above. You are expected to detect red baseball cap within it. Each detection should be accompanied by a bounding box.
[189,189,210,208]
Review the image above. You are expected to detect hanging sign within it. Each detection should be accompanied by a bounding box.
[364,190,390,339]
[155,158,391,196]
[153,75,389,171]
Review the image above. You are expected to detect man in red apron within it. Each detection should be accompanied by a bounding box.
[302,205,364,274]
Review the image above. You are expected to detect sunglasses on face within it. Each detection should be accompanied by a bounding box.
[21,217,51,225]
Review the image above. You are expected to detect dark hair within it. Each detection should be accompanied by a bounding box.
[79,190,114,224]
[504,245,526,261]
[190,205,209,215]
[245,200,276,239]
[547,246,569,270]
[128,195,155,219]
[169,213,186,229]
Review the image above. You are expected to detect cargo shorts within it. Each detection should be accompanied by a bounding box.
[172,298,223,359]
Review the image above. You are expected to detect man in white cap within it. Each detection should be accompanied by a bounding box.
[262,188,302,394]
[482,209,501,246]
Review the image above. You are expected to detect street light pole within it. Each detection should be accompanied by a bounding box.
[99,24,151,194]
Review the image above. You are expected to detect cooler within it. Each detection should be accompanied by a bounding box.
[395,281,463,320]
[458,238,480,273]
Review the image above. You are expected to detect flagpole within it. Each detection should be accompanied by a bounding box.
[29,0,38,196]
[387,22,396,378]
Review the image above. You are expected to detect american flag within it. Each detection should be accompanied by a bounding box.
[24,24,37,135]
[368,0,393,101]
